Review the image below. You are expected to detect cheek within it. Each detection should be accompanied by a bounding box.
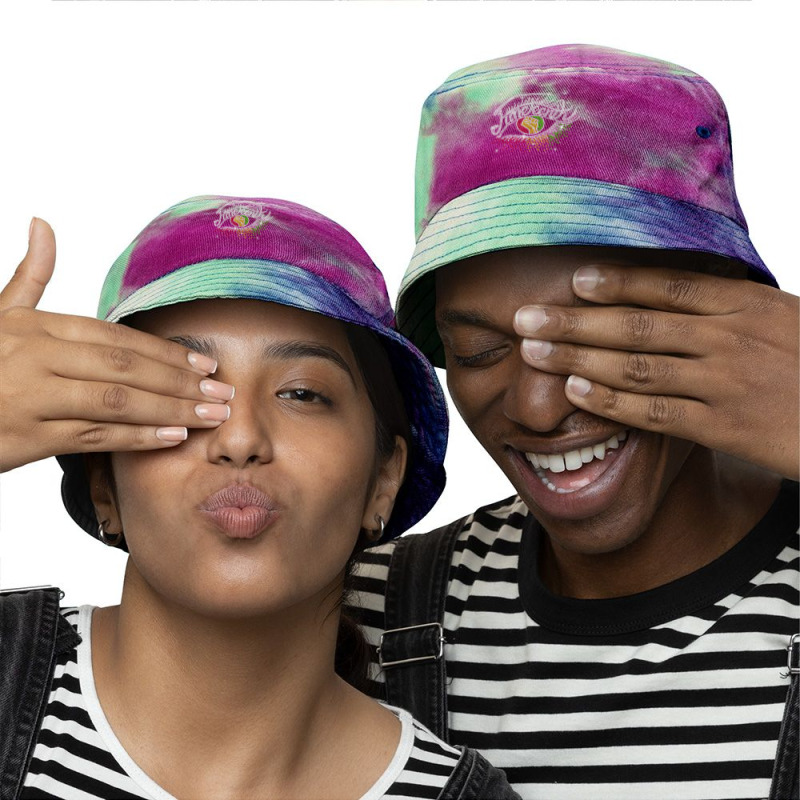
[446,366,500,441]
[287,418,377,517]
[110,450,199,580]
[110,450,186,531]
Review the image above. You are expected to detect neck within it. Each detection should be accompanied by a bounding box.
[90,569,397,799]
[538,448,782,599]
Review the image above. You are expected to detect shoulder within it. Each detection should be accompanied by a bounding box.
[374,706,498,799]
[377,706,519,800]
[354,494,527,582]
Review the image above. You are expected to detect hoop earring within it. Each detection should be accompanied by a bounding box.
[98,519,124,548]
[368,515,386,542]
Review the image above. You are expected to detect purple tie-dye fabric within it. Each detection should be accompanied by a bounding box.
[418,44,743,236]
[103,196,393,327]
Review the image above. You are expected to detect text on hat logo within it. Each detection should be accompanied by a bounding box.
[214,201,272,235]
[491,94,579,142]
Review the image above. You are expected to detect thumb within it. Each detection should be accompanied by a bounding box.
[0,217,57,311]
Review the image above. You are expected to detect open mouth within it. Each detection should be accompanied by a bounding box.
[522,430,630,494]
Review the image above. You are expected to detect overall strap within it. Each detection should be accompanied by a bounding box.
[379,518,464,741]
[769,633,800,800]
[0,587,80,800]
[439,748,521,800]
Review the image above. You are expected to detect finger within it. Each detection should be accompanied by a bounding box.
[40,337,234,403]
[514,304,704,355]
[570,265,761,315]
[521,340,706,398]
[564,375,712,440]
[45,421,190,457]
[44,377,233,427]
[32,309,219,375]
[0,218,56,311]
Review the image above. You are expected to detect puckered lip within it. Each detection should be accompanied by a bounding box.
[506,428,631,457]
[198,483,277,512]
[198,483,279,539]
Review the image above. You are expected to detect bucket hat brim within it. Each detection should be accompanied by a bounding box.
[398,176,777,368]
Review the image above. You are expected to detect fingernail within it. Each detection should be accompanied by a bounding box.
[566,375,593,397]
[521,339,554,360]
[573,267,601,293]
[28,217,37,242]
[200,379,235,401]
[195,403,231,422]
[515,306,547,334]
[187,352,217,374]
[156,426,188,442]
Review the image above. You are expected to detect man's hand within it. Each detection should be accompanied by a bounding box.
[514,265,799,480]
[0,218,235,472]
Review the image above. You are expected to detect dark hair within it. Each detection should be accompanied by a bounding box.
[334,324,411,691]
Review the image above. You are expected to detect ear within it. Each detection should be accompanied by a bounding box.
[361,436,408,534]
[85,453,123,535]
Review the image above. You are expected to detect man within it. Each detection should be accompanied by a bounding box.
[352,44,799,800]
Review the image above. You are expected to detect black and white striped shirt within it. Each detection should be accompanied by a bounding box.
[22,607,462,800]
[352,480,799,800]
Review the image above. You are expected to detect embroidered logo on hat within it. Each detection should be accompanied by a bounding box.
[491,94,580,141]
[214,201,272,234]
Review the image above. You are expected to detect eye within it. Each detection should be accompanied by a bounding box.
[276,387,332,406]
[452,347,507,369]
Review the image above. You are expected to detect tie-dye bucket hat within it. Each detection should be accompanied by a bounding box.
[397,44,777,366]
[58,195,448,544]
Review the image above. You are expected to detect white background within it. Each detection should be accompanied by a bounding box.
[1,0,797,607]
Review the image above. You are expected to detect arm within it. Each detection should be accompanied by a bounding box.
[0,219,234,472]
[514,266,799,480]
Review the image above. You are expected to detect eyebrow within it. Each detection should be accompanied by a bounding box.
[168,335,355,385]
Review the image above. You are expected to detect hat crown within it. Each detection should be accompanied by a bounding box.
[100,196,393,327]
[415,43,742,239]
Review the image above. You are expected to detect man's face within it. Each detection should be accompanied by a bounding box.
[435,246,697,556]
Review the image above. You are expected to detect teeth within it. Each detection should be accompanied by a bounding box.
[524,430,630,476]
[593,443,606,460]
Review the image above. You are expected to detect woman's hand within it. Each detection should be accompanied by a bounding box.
[514,266,799,480]
[0,219,235,472]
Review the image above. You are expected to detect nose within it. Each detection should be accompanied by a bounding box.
[205,391,274,468]
[502,354,575,433]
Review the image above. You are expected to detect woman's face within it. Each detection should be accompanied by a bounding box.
[92,299,405,620]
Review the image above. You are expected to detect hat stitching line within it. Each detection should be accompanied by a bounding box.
[434,67,708,96]
[420,177,743,228]
[106,257,384,323]
[422,196,743,241]
[418,198,746,242]
[409,209,750,270]
[409,227,751,281]
[410,223,755,277]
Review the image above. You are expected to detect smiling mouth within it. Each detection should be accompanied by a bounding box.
[520,430,630,494]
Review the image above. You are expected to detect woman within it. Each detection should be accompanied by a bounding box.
[0,196,518,799]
